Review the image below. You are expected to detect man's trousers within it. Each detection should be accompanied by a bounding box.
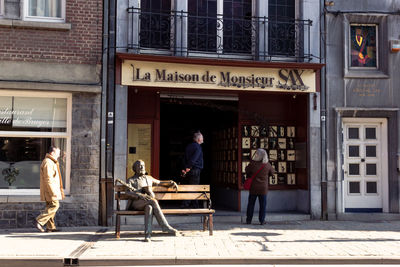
[36,200,59,230]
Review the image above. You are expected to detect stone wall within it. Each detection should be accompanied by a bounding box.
[0,92,101,229]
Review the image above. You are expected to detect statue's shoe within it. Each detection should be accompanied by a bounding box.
[163,227,179,236]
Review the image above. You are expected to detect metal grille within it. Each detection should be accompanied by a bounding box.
[127,5,312,62]
[139,0,171,49]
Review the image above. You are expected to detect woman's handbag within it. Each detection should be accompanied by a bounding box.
[243,164,266,190]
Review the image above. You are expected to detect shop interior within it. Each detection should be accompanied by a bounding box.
[159,96,238,209]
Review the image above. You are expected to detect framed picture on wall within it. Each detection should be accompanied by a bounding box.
[270,174,278,185]
[242,137,250,149]
[287,126,295,137]
[242,161,250,173]
[278,150,286,161]
[260,126,268,137]
[287,162,295,173]
[287,138,295,149]
[278,174,286,184]
[278,162,287,173]
[268,138,277,149]
[278,126,286,137]
[287,150,295,161]
[242,125,250,137]
[287,174,296,185]
[278,138,286,149]
[269,150,278,161]
[251,137,259,149]
[242,149,250,161]
[270,161,277,172]
[260,137,268,149]
[251,125,260,137]
[269,126,278,137]
[251,149,258,160]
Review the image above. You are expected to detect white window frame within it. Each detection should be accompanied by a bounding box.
[0,90,72,196]
[0,0,4,16]
[23,0,66,22]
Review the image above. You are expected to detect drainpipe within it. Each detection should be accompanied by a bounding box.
[100,0,116,226]
[320,0,328,220]
[99,0,109,226]
[105,0,117,226]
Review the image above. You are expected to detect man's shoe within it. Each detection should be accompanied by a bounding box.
[35,221,45,232]
[260,221,267,225]
[46,228,61,232]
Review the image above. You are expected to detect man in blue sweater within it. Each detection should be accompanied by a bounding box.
[181,132,204,208]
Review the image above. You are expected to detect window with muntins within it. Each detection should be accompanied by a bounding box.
[24,0,65,22]
[223,0,252,54]
[268,0,296,56]
[139,0,171,49]
[188,0,218,52]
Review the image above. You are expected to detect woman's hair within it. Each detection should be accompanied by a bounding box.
[252,148,269,163]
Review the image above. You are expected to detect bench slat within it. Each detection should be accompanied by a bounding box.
[116,192,210,201]
[115,208,215,215]
[114,184,210,192]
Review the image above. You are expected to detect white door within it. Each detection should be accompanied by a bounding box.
[342,118,388,212]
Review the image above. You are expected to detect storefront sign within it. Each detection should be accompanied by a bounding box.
[121,60,316,93]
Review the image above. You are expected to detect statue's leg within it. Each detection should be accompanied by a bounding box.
[148,199,178,235]
[144,205,153,242]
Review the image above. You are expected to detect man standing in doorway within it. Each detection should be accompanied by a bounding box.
[181,132,204,208]
[35,146,64,232]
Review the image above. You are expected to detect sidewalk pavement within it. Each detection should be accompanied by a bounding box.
[1,220,400,266]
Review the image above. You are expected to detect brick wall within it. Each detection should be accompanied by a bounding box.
[0,0,103,65]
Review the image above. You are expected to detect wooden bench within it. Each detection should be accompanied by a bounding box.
[114,184,215,238]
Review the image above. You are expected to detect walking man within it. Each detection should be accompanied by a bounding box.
[35,146,64,232]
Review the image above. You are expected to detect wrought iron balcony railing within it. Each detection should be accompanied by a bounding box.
[127,8,312,62]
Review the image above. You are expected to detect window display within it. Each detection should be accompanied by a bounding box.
[0,93,70,192]
[241,124,296,186]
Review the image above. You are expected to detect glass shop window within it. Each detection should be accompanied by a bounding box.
[350,24,377,68]
[0,94,70,192]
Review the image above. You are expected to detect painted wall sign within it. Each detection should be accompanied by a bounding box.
[121,60,316,93]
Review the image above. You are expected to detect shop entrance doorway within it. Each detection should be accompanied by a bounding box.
[159,94,238,209]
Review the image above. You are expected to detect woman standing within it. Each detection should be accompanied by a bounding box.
[245,148,275,225]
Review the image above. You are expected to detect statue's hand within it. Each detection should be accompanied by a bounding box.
[171,181,178,191]
[138,193,152,201]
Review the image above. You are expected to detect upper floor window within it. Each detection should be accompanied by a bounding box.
[188,0,252,54]
[350,24,377,68]
[268,0,296,56]
[24,0,65,22]
[139,0,171,49]
[188,0,217,52]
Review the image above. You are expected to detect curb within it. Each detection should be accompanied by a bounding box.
[77,256,400,266]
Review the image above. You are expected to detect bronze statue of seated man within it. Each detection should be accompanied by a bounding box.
[117,159,179,242]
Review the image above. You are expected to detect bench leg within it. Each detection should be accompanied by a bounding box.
[209,214,213,236]
[202,215,209,231]
[115,214,121,239]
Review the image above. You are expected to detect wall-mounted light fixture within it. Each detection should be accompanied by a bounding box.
[325,1,334,6]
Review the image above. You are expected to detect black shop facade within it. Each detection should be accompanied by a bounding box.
[115,54,323,216]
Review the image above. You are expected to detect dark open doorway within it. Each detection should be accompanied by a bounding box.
[159,96,238,196]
